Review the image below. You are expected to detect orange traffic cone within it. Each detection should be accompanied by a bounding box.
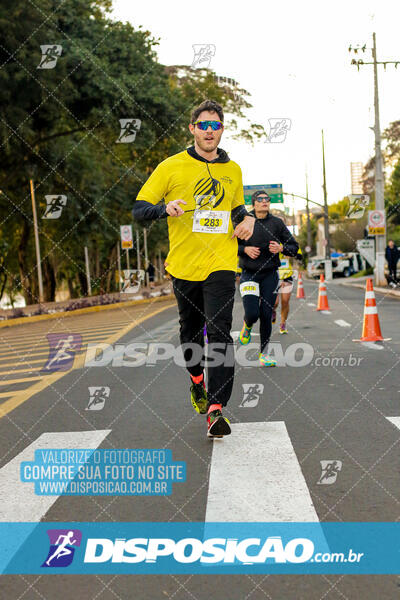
[353,279,390,342]
[296,272,306,299]
[316,274,330,311]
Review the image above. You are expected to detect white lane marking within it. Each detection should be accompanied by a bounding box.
[361,342,384,350]
[307,303,316,307]
[386,417,400,430]
[334,320,351,328]
[0,430,111,521]
[205,422,319,522]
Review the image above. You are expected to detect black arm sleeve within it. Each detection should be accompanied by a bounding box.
[231,205,253,228]
[237,239,247,256]
[132,200,167,223]
[279,222,299,257]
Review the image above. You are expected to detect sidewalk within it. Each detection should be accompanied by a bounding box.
[0,281,173,325]
[337,275,400,299]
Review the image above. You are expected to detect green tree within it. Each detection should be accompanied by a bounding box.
[0,0,267,304]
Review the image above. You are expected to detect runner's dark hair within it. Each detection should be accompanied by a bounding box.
[191,100,224,124]
[251,190,271,205]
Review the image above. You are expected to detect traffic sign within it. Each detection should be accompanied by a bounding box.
[356,239,375,267]
[305,245,312,253]
[244,184,283,205]
[120,225,133,249]
[368,210,386,236]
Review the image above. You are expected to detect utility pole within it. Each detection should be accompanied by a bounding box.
[321,130,332,279]
[372,32,386,286]
[306,171,312,253]
[29,179,44,303]
[349,33,400,285]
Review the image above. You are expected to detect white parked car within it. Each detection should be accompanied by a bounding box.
[308,253,366,279]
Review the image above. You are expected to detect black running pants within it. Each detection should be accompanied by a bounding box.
[172,270,235,407]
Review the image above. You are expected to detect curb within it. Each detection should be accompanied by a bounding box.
[339,280,400,299]
[0,294,176,329]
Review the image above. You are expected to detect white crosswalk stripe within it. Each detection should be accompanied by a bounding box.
[206,421,319,522]
[0,430,110,522]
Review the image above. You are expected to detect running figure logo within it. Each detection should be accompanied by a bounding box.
[42,334,82,372]
[116,119,141,143]
[86,386,110,411]
[37,45,62,69]
[42,195,67,219]
[42,529,82,567]
[240,384,264,408]
[317,460,342,485]
[191,44,216,69]
[266,118,291,143]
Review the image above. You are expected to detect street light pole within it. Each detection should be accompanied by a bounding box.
[116,242,122,291]
[306,171,312,253]
[321,130,331,261]
[321,130,332,280]
[143,228,149,287]
[136,229,141,271]
[29,179,44,303]
[84,246,92,296]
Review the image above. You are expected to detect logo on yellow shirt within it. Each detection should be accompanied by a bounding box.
[194,175,225,209]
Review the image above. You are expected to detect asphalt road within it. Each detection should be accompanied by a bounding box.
[1,280,400,599]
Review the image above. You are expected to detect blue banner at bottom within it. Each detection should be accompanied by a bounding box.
[1,522,399,574]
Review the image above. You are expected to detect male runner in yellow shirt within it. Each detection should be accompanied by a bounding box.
[132,100,254,437]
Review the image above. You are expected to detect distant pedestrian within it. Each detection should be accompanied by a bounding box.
[147,262,155,288]
[385,240,399,287]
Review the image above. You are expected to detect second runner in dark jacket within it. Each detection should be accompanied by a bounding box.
[237,195,299,365]
[238,210,299,273]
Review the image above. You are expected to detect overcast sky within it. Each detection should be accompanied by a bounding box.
[111,0,400,212]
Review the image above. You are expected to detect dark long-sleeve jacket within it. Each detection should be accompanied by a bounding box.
[238,210,299,274]
[385,245,400,268]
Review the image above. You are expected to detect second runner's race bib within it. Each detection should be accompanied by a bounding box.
[239,281,260,297]
[192,210,230,234]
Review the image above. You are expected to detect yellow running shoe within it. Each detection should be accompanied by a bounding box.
[259,353,277,367]
[239,322,252,345]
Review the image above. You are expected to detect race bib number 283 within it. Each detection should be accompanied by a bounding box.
[192,210,230,234]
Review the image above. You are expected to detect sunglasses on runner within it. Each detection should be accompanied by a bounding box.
[194,120,223,131]
[255,196,271,202]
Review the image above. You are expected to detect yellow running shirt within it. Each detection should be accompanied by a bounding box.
[278,253,293,280]
[278,248,302,279]
[136,150,245,281]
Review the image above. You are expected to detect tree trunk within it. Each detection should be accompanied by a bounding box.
[42,257,56,301]
[67,276,75,299]
[18,216,34,304]
[95,244,100,280]
[77,271,88,297]
[106,245,116,293]
[0,269,7,302]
